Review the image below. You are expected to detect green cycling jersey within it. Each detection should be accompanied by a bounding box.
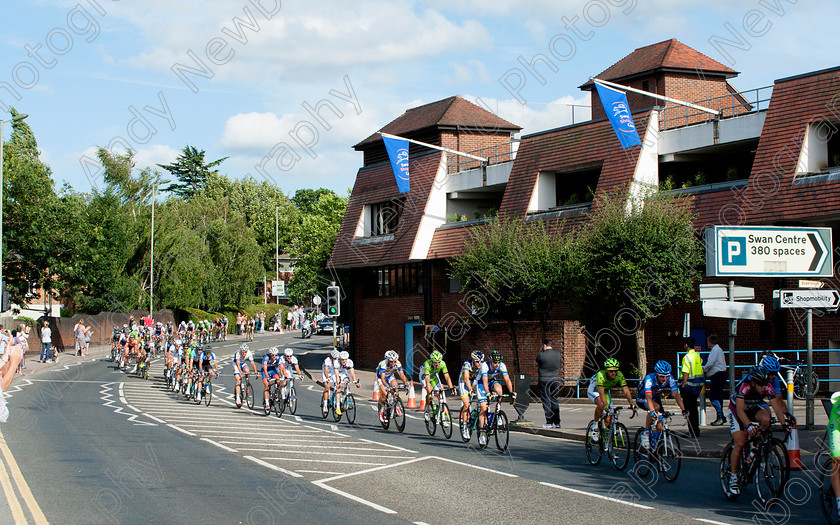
[596,369,627,390]
[829,399,840,458]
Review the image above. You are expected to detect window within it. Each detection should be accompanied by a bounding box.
[555,164,601,207]
[370,199,404,236]
[641,80,650,92]
[364,263,423,297]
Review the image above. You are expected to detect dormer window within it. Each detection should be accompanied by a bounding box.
[357,198,405,237]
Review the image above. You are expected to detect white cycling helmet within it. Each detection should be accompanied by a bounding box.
[385,350,399,361]
[339,351,349,360]
[330,349,340,359]
[240,343,249,352]
[284,348,294,357]
[832,391,840,404]
[268,347,279,356]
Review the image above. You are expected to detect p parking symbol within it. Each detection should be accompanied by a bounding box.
[722,237,746,265]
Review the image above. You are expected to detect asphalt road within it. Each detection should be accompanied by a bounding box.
[0,331,828,524]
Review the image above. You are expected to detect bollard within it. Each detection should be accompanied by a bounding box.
[699,384,706,426]
[786,368,794,415]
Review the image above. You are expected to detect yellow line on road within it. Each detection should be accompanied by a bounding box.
[0,445,26,524]
[0,427,48,524]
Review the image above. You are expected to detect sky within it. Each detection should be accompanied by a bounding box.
[2,0,838,197]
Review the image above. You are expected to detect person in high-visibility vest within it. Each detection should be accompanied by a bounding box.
[680,336,704,438]
[827,391,840,516]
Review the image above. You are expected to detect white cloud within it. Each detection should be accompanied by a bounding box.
[134,144,180,172]
[444,59,490,86]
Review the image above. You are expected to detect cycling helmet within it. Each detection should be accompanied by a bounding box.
[430,350,443,363]
[489,351,503,363]
[748,366,769,385]
[330,349,340,359]
[385,350,399,361]
[239,343,249,352]
[470,350,484,362]
[832,391,840,404]
[604,358,620,371]
[653,360,672,375]
[268,347,279,356]
[339,351,349,360]
[284,348,294,357]
[759,354,781,373]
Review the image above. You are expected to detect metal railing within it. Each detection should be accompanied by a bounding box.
[530,377,643,399]
[659,85,773,130]
[447,139,519,174]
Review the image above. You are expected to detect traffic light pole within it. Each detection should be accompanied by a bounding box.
[330,282,337,350]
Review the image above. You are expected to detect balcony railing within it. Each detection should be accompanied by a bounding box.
[447,140,519,174]
[659,86,773,130]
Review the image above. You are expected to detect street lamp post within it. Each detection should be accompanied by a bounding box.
[0,113,28,315]
[149,178,170,319]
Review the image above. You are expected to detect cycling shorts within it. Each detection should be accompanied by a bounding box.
[379,374,396,386]
[233,362,252,376]
[421,369,442,390]
[474,382,488,403]
[727,404,769,434]
[636,397,663,412]
[262,369,281,380]
[588,388,611,405]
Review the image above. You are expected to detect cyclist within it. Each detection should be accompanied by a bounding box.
[636,360,688,449]
[459,350,485,441]
[335,350,360,416]
[262,347,286,410]
[233,344,256,407]
[758,354,797,427]
[587,358,636,441]
[198,345,219,378]
[476,351,517,446]
[321,349,342,412]
[726,366,787,496]
[376,350,412,424]
[282,348,303,382]
[827,391,840,515]
[420,350,456,405]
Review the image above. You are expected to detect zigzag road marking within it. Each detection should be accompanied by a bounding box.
[99,382,157,426]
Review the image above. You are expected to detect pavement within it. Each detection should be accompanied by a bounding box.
[14,339,829,460]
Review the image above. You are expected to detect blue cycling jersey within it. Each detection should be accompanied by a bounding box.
[636,372,678,400]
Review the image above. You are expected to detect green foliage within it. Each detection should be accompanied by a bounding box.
[159,145,227,200]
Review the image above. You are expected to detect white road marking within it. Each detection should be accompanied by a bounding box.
[201,438,239,453]
[695,519,734,525]
[539,482,654,510]
[357,438,417,454]
[314,457,430,483]
[263,458,386,466]
[236,443,404,452]
[295,470,342,475]
[166,424,196,436]
[239,449,414,459]
[311,480,396,515]
[243,456,303,477]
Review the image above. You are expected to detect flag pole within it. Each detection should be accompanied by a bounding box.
[379,132,487,163]
[593,78,722,117]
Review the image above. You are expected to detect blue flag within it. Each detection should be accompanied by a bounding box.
[383,135,410,193]
[595,82,642,149]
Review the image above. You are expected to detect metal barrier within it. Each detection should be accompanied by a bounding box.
[531,377,642,399]
[658,85,773,130]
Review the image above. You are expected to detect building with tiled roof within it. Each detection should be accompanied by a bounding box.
[329,40,840,390]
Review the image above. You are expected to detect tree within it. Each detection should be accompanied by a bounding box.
[159,145,227,200]
[573,189,702,374]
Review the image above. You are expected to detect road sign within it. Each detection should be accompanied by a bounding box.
[312,295,322,305]
[699,284,755,301]
[271,280,285,297]
[702,300,765,320]
[799,280,825,289]
[778,289,840,310]
[706,225,832,277]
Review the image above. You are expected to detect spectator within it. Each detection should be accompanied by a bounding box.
[260,311,266,334]
[535,339,563,429]
[0,327,24,422]
[703,333,727,426]
[680,336,704,438]
[84,324,93,357]
[286,309,292,330]
[40,321,51,363]
[74,319,86,357]
[17,324,30,371]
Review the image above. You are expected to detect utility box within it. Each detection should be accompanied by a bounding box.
[513,373,530,421]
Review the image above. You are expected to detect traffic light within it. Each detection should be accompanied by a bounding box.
[1,281,9,313]
[326,285,340,317]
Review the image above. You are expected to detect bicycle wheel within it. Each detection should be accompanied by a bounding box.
[459,413,472,443]
[495,410,509,452]
[441,403,453,440]
[194,381,203,404]
[394,399,406,433]
[274,389,285,418]
[380,406,390,430]
[320,395,330,419]
[204,383,212,406]
[263,386,272,416]
[288,387,297,415]
[793,371,819,399]
[332,393,341,422]
[657,432,681,482]
[720,442,740,501]
[345,394,356,424]
[585,420,603,466]
[755,443,785,506]
[633,428,651,477]
[424,403,437,436]
[245,383,254,410]
[820,457,840,524]
[609,423,631,471]
[770,437,790,487]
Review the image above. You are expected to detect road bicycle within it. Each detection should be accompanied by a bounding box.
[137,353,150,381]
[164,362,174,389]
[235,373,255,410]
[282,376,299,416]
[195,370,216,406]
[332,378,358,424]
[379,385,407,432]
[459,393,513,451]
[424,388,455,439]
[632,411,682,482]
[585,406,634,471]
[719,426,787,506]
[263,377,285,418]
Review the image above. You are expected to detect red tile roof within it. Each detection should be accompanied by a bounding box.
[580,39,737,89]
[354,95,521,149]
[328,151,444,269]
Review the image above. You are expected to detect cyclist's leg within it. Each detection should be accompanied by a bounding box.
[755,405,771,429]
[458,380,470,421]
[650,399,664,431]
[262,373,271,405]
[728,407,748,475]
[476,383,488,428]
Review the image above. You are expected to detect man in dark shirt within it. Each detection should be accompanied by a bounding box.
[535,339,563,429]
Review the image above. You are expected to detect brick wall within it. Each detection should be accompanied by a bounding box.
[30,309,176,353]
